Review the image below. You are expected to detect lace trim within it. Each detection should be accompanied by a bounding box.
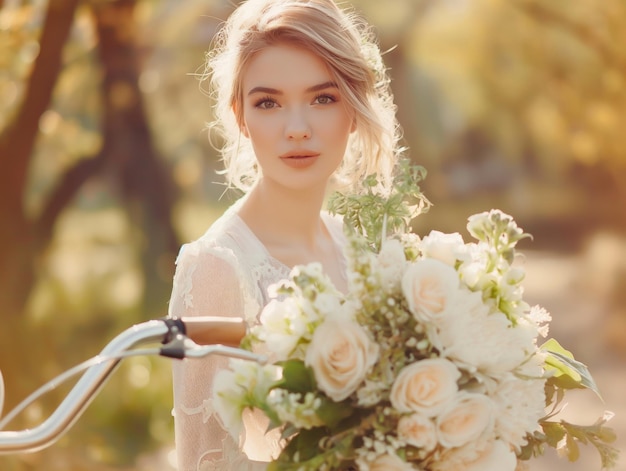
[198,436,249,471]
[173,243,199,310]
[178,398,217,425]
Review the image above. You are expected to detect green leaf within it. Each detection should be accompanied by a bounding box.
[541,338,600,397]
[545,371,585,392]
[315,398,354,429]
[559,416,621,469]
[565,433,580,462]
[541,421,566,448]
[270,427,329,469]
[275,360,316,394]
[535,415,620,469]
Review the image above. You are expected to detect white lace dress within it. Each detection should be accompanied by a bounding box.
[168,199,346,471]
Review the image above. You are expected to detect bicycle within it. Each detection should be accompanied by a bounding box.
[0,316,265,454]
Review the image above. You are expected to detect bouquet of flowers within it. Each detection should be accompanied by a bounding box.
[213,161,618,470]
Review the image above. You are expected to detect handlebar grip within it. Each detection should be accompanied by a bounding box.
[181,317,247,347]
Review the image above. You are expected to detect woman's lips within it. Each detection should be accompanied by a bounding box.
[280,153,320,169]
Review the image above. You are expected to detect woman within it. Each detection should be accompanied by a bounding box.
[168,0,402,469]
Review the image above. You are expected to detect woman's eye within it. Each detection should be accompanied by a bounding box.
[314,94,336,105]
[255,97,278,109]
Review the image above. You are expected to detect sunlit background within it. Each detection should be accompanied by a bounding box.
[0,0,624,470]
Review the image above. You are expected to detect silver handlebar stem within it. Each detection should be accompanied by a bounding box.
[0,319,170,454]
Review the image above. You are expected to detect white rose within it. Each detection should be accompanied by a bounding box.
[305,318,379,401]
[397,413,437,451]
[419,230,465,266]
[370,453,414,471]
[402,258,461,324]
[436,392,494,448]
[390,358,461,417]
[434,439,517,471]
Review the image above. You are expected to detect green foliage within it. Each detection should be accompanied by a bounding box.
[542,338,600,395]
[517,338,620,468]
[521,414,619,470]
[275,360,317,394]
[408,0,626,194]
[328,159,431,250]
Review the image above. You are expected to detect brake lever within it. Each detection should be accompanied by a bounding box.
[160,333,267,364]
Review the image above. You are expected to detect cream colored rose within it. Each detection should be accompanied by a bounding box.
[436,392,494,448]
[397,413,437,451]
[390,358,460,417]
[465,440,517,471]
[402,258,460,324]
[434,439,517,471]
[305,318,379,401]
[370,453,414,471]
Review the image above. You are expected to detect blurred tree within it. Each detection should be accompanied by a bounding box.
[0,0,180,467]
[0,0,179,322]
[90,0,178,315]
[354,0,437,159]
[0,0,81,322]
[0,0,84,422]
[514,0,626,195]
[408,0,626,223]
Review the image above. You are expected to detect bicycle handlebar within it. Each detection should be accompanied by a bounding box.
[183,316,247,347]
[0,316,261,454]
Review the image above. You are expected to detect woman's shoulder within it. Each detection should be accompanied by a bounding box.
[178,211,244,263]
[177,198,271,274]
[171,205,265,321]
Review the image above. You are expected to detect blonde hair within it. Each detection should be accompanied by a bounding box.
[204,0,402,193]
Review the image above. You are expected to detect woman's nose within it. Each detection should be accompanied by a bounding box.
[285,109,311,140]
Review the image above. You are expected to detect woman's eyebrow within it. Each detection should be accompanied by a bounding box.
[247,86,281,96]
[247,81,338,96]
[306,81,338,93]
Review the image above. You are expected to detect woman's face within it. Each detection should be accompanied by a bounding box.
[240,43,355,192]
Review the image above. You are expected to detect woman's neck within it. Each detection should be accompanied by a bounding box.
[236,178,347,293]
[237,180,328,249]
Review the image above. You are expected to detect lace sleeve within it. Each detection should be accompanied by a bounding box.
[168,243,272,471]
